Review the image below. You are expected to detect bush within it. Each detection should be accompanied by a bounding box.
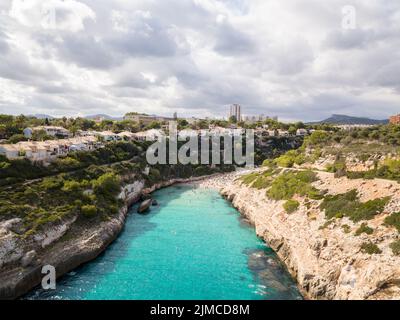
[389,240,400,256]
[62,180,82,193]
[384,212,400,232]
[92,172,120,197]
[81,205,97,218]
[342,224,351,233]
[355,223,374,236]
[320,190,389,222]
[305,131,330,146]
[283,200,300,214]
[241,172,259,185]
[275,150,305,168]
[360,242,382,255]
[267,170,321,200]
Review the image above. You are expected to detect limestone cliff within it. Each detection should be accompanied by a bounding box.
[220,172,400,300]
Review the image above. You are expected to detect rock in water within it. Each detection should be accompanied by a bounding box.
[152,200,158,206]
[138,199,153,214]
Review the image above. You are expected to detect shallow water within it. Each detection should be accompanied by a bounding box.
[25,185,302,300]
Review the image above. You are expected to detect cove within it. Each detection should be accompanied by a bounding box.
[24,185,302,300]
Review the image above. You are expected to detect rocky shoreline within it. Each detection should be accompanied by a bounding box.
[198,170,400,300]
[0,174,222,300]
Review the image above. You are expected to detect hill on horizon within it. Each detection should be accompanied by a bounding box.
[84,114,123,121]
[309,114,389,125]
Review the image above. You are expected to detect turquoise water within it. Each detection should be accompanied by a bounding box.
[25,185,301,300]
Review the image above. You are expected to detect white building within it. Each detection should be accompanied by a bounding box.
[23,126,71,139]
[296,129,308,136]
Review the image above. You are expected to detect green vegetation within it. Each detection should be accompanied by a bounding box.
[267,170,323,200]
[0,141,142,186]
[0,139,237,237]
[275,150,305,168]
[360,242,382,255]
[342,224,351,234]
[355,223,374,236]
[283,200,300,214]
[81,205,97,218]
[320,189,389,222]
[384,212,400,232]
[304,130,331,146]
[240,172,259,186]
[319,219,335,230]
[389,240,400,256]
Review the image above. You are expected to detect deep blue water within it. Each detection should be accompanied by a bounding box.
[25,185,301,300]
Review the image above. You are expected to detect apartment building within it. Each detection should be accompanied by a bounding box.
[390,114,400,125]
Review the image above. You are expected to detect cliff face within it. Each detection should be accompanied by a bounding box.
[0,173,222,299]
[220,173,400,300]
[0,179,145,300]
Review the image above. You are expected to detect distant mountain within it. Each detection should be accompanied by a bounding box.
[28,114,55,119]
[310,114,389,125]
[84,114,123,121]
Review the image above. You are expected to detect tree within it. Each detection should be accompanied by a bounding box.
[92,172,120,196]
[8,134,26,143]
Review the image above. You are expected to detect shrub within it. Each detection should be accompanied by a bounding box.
[355,223,374,236]
[92,172,120,197]
[81,205,97,218]
[320,190,389,222]
[62,180,81,193]
[342,224,351,233]
[305,131,330,146]
[275,150,305,168]
[350,197,389,222]
[360,242,382,255]
[389,240,400,256]
[251,169,277,189]
[241,172,258,185]
[267,170,321,200]
[283,200,300,214]
[384,212,400,232]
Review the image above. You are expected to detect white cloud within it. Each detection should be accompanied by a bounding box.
[9,0,95,32]
[0,0,400,121]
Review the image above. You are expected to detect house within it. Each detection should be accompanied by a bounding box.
[0,144,21,159]
[278,130,290,137]
[267,130,277,137]
[117,131,136,140]
[97,131,120,142]
[24,126,71,139]
[133,129,165,141]
[296,129,308,136]
[179,129,198,138]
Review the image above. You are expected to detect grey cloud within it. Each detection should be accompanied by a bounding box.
[214,23,255,56]
[1,0,400,121]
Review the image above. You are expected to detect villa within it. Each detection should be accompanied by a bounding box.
[23,126,71,139]
[0,136,101,162]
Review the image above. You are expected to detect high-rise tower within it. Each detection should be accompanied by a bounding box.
[229,104,241,122]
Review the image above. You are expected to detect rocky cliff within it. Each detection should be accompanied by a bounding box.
[220,172,400,300]
[0,173,223,299]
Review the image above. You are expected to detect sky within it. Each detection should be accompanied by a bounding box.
[0,0,399,122]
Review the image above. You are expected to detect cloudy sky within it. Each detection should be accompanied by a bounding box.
[0,0,399,121]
